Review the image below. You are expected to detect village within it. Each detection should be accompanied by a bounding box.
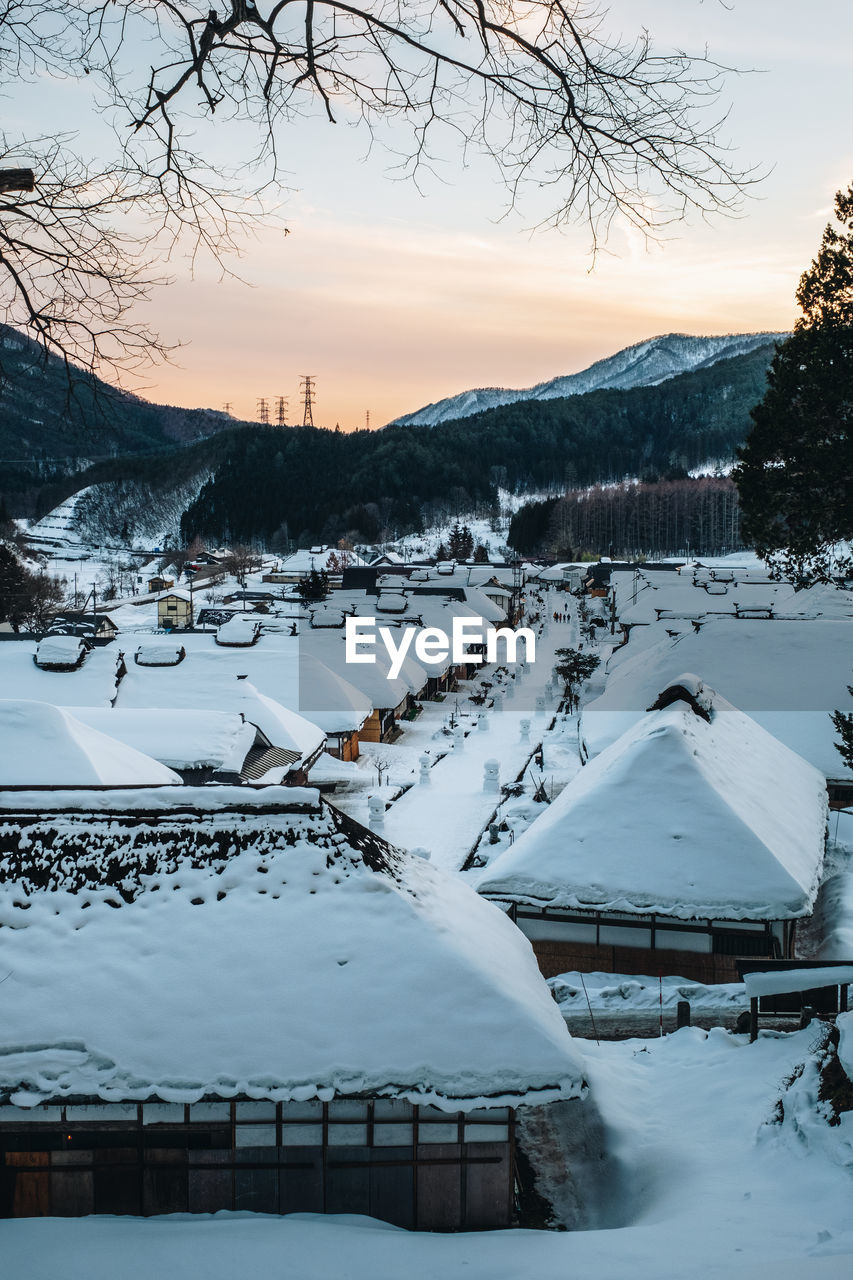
[1,515,852,1277]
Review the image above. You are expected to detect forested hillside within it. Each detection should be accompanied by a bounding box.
[2,330,775,545]
[0,327,246,517]
[179,342,775,545]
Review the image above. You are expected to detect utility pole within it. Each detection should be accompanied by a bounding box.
[257,397,270,425]
[275,396,288,427]
[300,376,316,427]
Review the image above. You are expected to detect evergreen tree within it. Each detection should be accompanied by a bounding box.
[447,522,467,559]
[473,543,490,563]
[296,568,330,602]
[831,681,853,772]
[554,647,601,704]
[734,181,853,585]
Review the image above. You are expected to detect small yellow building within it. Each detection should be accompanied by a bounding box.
[156,589,193,631]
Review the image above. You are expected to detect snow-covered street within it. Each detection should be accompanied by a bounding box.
[378,608,580,870]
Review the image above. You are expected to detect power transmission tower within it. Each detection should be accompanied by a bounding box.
[300,376,316,427]
[365,409,370,429]
[223,401,233,415]
[275,396,288,427]
[257,397,270,425]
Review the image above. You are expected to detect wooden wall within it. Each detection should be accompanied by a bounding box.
[0,1100,515,1231]
[531,939,742,984]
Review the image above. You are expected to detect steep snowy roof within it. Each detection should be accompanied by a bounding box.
[66,708,257,773]
[582,618,853,778]
[0,790,583,1108]
[115,656,325,767]
[0,701,181,787]
[479,680,828,921]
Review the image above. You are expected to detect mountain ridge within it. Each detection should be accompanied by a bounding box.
[390,331,788,427]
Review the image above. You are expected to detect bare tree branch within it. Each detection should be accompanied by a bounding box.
[0,1,757,378]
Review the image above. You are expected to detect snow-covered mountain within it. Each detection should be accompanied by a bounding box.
[390,332,787,427]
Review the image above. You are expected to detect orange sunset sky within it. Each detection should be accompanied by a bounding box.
[98,2,853,428]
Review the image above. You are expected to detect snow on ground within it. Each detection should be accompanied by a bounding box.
[363,612,578,870]
[4,1026,852,1280]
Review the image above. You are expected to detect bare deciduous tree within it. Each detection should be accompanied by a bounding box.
[2,1,754,375]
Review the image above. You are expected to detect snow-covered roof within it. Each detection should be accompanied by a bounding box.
[583,618,853,779]
[66,708,257,773]
[309,605,346,628]
[479,679,828,921]
[279,548,367,573]
[305,631,421,707]
[295,653,372,733]
[34,634,86,668]
[610,569,853,626]
[0,791,584,1108]
[742,966,853,998]
[463,585,507,622]
[156,587,191,602]
[114,634,371,734]
[375,592,408,614]
[215,616,260,646]
[0,701,180,787]
[134,641,185,666]
[241,685,326,766]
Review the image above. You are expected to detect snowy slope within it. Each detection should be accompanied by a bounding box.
[391,332,785,426]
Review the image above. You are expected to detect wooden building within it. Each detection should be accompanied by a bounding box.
[479,676,829,983]
[156,589,193,631]
[0,789,583,1227]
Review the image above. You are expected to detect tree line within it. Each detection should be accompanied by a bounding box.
[509,476,742,559]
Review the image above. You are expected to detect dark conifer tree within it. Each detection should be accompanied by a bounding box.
[735,181,853,585]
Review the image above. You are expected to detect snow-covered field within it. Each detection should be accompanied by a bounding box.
[4,1027,852,1279]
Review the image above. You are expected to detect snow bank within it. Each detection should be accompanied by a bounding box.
[838,1012,853,1080]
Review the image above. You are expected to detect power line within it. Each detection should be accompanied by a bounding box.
[299,376,316,427]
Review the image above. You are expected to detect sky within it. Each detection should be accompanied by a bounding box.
[15,2,853,427]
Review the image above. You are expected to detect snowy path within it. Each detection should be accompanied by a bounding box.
[380,609,578,870]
